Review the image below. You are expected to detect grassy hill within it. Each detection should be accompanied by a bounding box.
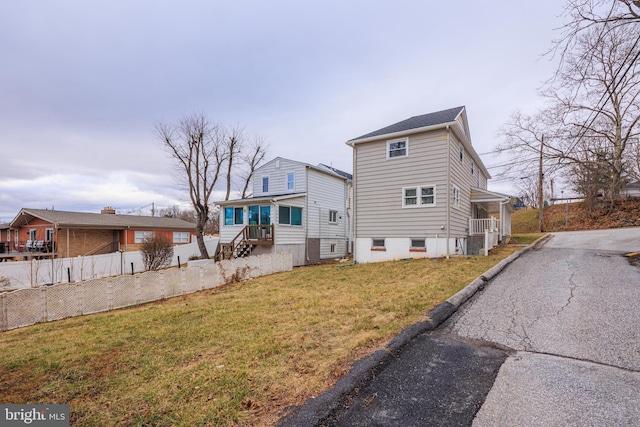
[512,198,640,234]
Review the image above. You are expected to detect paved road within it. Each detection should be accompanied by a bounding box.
[287,228,640,426]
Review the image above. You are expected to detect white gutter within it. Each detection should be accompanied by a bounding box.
[346,121,458,146]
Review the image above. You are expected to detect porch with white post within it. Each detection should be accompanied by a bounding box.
[468,188,513,255]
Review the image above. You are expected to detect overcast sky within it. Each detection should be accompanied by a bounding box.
[0,1,567,222]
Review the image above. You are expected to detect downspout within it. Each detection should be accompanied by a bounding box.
[352,144,357,262]
[305,166,310,263]
[446,126,451,259]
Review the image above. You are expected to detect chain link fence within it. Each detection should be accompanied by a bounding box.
[0,252,292,332]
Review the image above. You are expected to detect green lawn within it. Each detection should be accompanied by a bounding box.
[0,246,519,426]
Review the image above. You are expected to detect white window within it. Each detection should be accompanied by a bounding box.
[372,238,385,248]
[45,228,54,242]
[452,185,460,209]
[287,173,295,191]
[387,138,408,159]
[329,210,338,223]
[459,143,464,163]
[471,161,475,176]
[135,231,155,243]
[173,232,190,243]
[403,185,436,207]
[411,239,426,248]
[29,229,36,240]
[262,176,269,193]
[330,243,336,253]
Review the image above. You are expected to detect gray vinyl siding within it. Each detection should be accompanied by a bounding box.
[252,158,307,197]
[354,129,449,238]
[449,133,472,237]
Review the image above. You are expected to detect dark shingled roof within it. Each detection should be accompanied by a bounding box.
[317,164,353,181]
[350,106,465,141]
[10,208,196,230]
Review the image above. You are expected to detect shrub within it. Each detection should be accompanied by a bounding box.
[141,235,174,271]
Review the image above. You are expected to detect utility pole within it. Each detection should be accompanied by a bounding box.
[538,136,545,233]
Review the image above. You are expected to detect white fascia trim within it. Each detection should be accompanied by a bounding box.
[345,122,457,147]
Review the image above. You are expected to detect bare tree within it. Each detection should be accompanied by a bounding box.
[240,135,268,198]
[224,125,245,201]
[547,23,640,199]
[156,114,227,259]
[553,1,640,72]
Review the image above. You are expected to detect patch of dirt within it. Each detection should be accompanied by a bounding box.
[541,198,640,232]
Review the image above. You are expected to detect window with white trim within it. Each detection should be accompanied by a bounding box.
[411,239,426,248]
[403,185,435,207]
[387,138,408,159]
[173,232,190,243]
[45,228,54,242]
[452,185,460,209]
[135,231,154,243]
[329,210,338,223]
[29,229,36,240]
[471,161,475,176]
[372,238,385,248]
[262,176,269,193]
[459,143,464,163]
[287,173,295,191]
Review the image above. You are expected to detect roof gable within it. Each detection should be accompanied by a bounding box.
[349,106,465,142]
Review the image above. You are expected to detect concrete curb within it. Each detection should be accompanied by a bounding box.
[277,234,553,427]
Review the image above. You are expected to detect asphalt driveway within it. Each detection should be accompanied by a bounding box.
[280,228,640,426]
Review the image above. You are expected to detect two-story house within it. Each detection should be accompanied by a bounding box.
[346,106,512,263]
[217,157,352,266]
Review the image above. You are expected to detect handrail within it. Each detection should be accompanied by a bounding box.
[219,224,274,261]
[84,241,119,256]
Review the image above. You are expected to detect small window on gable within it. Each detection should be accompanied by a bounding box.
[459,143,464,163]
[471,161,475,176]
[329,210,338,223]
[387,138,408,159]
[262,176,269,193]
[287,173,295,191]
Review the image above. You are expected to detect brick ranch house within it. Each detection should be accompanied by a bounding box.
[0,207,197,259]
